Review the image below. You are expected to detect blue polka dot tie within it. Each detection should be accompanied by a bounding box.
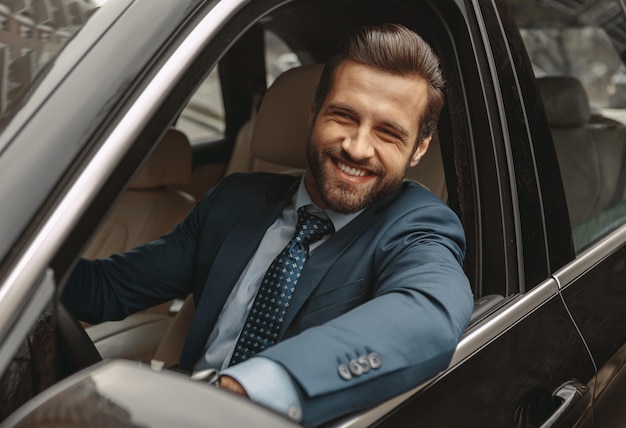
[229,206,334,366]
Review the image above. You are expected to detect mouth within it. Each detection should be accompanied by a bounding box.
[336,160,370,177]
[331,157,377,182]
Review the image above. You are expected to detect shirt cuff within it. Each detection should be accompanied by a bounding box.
[221,357,303,422]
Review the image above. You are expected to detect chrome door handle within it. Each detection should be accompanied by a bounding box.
[540,380,589,428]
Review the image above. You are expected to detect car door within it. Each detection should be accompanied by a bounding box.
[508,0,626,426]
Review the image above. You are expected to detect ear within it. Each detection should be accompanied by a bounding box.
[410,135,432,167]
[309,103,316,127]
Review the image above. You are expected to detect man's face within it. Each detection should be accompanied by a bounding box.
[305,59,432,213]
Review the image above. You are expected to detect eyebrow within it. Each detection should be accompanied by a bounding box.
[326,102,354,115]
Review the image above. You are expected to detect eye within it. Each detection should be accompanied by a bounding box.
[332,110,353,121]
[326,105,356,123]
[378,128,402,142]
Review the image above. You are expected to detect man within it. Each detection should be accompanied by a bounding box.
[63,23,474,426]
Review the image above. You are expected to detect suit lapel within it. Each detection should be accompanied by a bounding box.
[279,205,379,336]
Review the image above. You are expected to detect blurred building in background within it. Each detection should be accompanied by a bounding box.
[0,0,96,112]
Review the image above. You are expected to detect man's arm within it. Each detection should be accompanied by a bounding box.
[219,375,248,396]
[221,357,303,422]
[61,182,224,323]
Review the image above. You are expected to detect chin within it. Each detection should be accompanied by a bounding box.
[321,184,373,214]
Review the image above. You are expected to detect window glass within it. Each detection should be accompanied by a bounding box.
[265,30,301,86]
[177,30,300,146]
[177,67,225,145]
[0,1,97,132]
[513,0,626,253]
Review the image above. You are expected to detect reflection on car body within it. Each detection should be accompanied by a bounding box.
[0,0,626,426]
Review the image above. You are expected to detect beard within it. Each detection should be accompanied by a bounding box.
[306,134,410,214]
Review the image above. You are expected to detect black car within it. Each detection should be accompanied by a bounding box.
[0,0,625,426]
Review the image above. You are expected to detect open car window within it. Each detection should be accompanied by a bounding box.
[178,30,301,147]
[514,2,626,254]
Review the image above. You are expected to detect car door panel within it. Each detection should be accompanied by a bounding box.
[556,239,626,425]
[591,341,626,428]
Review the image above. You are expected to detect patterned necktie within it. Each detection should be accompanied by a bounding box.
[229,206,334,366]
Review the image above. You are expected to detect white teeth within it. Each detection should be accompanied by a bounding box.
[338,161,367,177]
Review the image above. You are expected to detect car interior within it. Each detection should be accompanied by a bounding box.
[536,76,626,251]
[83,0,626,371]
[68,0,480,368]
[514,6,626,255]
[84,59,453,365]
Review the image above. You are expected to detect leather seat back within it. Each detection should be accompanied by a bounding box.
[83,128,195,259]
[537,76,626,228]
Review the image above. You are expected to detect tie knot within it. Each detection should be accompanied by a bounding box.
[294,206,334,246]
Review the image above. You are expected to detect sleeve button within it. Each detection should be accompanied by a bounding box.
[349,359,364,376]
[368,352,382,369]
[288,406,302,421]
[338,363,352,380]
[357,355,371,373]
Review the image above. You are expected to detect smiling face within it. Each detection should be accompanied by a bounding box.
[305,59,432,213]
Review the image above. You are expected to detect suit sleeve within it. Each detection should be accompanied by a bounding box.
[259,202,474,426]
[60,181,223,324]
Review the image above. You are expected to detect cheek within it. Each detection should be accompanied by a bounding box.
[316,120,351,143]
[377,145,412,172]
[310,125,331,148]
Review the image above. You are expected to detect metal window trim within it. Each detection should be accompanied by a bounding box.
[555,221,626,288]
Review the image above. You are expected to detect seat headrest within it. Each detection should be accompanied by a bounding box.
[131,128,192,189]
[251,64,324,169]
[536,76,591,127]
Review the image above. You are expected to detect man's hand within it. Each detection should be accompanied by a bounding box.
[219,375,249,397]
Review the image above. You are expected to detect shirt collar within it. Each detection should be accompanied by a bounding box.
[294,175,362,233]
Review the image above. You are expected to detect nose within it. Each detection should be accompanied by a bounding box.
[341,127,375,161]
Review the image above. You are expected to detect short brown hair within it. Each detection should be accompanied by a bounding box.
[313,23,445,143]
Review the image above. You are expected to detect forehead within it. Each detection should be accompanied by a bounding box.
[328,60,429,131]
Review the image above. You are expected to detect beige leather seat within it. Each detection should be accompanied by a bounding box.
[537,76,626,230]
[83,128,195,259]
[225,64,448,200]
[153,65,449,366]
[85,128,196,362]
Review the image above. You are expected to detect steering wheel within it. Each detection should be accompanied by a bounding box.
[56,302,102,378]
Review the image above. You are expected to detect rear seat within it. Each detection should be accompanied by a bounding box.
[537,76,626,249]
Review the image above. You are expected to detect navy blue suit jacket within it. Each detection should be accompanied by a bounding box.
[64,172,474,425]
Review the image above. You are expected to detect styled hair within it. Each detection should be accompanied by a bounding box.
[313,23,445,143]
